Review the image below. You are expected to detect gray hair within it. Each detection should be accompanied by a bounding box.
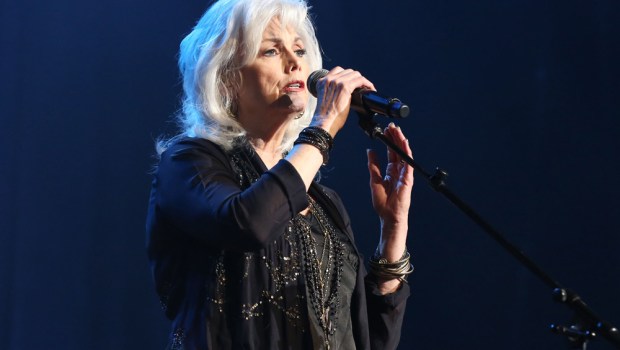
[163,0,321,153]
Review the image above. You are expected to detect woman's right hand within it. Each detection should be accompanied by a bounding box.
[310,66,375,138]
[287,67,374,190]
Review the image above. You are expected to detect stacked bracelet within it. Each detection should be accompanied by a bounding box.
[293,126,334,165]
[368,249,414,283]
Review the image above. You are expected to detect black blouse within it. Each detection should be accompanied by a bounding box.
[303,210,358,349]
[146,137,410,350]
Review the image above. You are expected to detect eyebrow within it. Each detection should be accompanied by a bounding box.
[262,36,303,44]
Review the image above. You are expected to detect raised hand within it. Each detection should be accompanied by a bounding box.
[367,122,414,293]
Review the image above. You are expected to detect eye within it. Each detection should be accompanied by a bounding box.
[264,48,278,57]
[295,49,307,57]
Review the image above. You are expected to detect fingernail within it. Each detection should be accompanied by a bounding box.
[388,122,395,128]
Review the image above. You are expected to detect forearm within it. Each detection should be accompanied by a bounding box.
[284,143,324,190]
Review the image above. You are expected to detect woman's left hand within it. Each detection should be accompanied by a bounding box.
[367,122,414,293]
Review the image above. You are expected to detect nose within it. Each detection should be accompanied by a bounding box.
[284,50,301,73]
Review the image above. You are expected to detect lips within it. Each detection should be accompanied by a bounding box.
[283,80,305,92]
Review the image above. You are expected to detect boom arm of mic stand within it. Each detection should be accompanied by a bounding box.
[357,113,620,349]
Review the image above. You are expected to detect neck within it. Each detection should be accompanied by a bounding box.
[238,109,297,169]
[247,135,283,169]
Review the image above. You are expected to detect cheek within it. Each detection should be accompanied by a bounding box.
[258,76,280,96]
[240,73,269,99]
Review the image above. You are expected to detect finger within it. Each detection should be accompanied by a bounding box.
[320,68,357,99]
[357,75,376,92]
[326,66,346,76]
[390,125,408,159]
[405,137,414,175]
[396,126,409,160]
[340,70,375,92]
[317,67,346,92]
[385,123,399,164]
[399,129,413,165]
[327,68,356,81]
[367,149,383,185]
[335,67,375,91]
[399,136,415,186]
[330,68,375,94]
[367,149,389,210]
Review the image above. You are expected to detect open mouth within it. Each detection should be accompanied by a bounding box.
[284,81,305,92]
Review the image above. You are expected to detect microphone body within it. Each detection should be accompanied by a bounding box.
[307,69,410,118]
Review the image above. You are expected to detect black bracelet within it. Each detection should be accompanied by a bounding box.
[294,126,334,165]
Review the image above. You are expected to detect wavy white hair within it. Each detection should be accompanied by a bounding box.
[161,0,321,153]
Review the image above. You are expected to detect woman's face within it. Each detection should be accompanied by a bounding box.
[237,17,310,121]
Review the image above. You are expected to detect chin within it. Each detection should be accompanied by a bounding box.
[273,94,306,115]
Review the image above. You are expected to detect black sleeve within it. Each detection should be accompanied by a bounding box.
[152,138,309,251]
[365,274,410,350]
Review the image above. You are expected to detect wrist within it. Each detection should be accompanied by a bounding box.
[381,219,408,231]
[294,126,334,165]
[309,118,337,138]
[380,220,408,240]
[375,278,403,295]
[368,248,414,288]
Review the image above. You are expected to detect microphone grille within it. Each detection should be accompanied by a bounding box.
[307,69,329,97]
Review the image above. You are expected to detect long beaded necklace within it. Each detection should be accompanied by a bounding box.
[230,139,345,347]
[294,195,345,350]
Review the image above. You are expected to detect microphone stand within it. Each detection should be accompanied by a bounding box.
[357,113,620,350]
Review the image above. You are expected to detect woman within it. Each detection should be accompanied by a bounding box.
[146,0,414,348]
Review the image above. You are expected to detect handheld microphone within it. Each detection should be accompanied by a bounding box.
[306,69,410,118]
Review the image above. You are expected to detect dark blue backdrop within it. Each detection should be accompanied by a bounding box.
[1,0,619,349]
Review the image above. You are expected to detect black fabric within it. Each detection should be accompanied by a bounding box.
[303,210,357,349]
[146,137,409,349]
